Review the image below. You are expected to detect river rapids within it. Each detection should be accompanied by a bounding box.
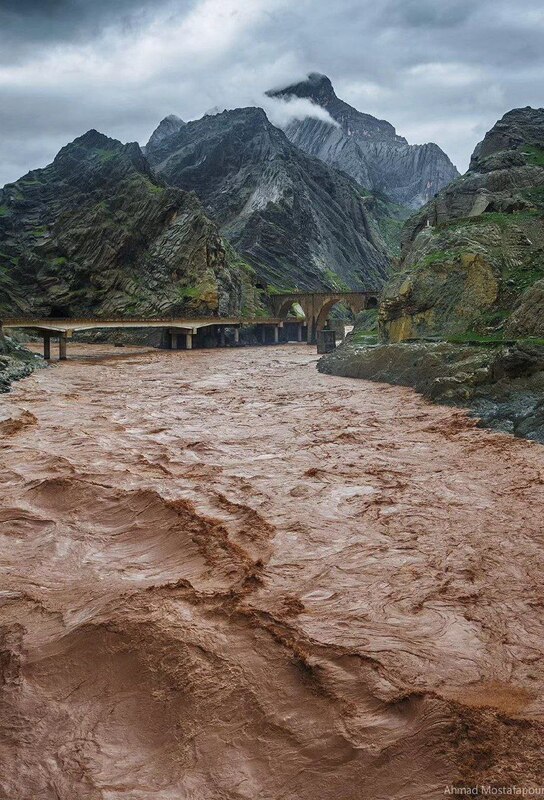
[1,343,543,798]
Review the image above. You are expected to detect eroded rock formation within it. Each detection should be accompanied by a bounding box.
[0,130,260,318]
[380,107,544,342]
[268,73,459,209]
[146,106,390,291]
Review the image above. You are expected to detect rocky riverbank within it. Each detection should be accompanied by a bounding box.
[0,332,43,392]
[318,336,544,442]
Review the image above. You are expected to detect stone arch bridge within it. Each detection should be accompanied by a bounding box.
[272,291,380,343]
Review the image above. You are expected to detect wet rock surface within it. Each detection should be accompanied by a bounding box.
[1,343,543,798]
[319,338,544,442]
[0,333,43,392]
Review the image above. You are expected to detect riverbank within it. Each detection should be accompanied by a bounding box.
[319,337,544,442]
[0,332,44,392]
[1,343,543,797]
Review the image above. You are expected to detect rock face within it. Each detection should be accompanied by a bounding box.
[144,114,186,153]
[0,332,42,392]
[268,73,459,209]
[0,130,260,318]
[146,107,390,291]
[380,107,544,342]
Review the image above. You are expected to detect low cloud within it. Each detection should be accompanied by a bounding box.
[0,0,543,185]
[262,96,339,129]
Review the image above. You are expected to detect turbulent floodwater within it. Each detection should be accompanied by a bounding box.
[1,343,543,799]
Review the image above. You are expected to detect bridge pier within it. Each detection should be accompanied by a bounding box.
[185,332,193,350]
[307,317,316,345]
[171,332,179,350]
[59,335,67,360]
[274,325,279,344]
[234,327,240,345]
[297,324,303,342]
[43,333,51,360]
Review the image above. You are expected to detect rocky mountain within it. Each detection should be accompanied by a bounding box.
[380,107,544,342]
[145,106,390,291]
[268,73,459,209]
[144,114,185,152]
[0,130,260,318]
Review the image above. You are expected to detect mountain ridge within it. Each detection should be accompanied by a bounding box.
[0,129,260,318]
[268,72,459,209]
[146,105,391,291]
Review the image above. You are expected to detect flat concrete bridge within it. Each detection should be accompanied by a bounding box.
[1,291,380,359]
[1,316,288,360]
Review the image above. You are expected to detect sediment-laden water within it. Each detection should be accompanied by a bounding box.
[1,343,543,798]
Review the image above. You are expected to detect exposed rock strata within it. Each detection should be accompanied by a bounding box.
[268,73,459,209]
[381,107,544,342]
[146,107,390,291]
[0,130,260,318]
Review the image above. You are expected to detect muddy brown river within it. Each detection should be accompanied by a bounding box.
[1,343,543,798]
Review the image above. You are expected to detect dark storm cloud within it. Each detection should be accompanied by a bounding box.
[0,0,157,45]
[385,0,475,29]
[0,0,543,186]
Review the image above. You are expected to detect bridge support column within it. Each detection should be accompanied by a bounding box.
[307,317,316,345]
[297,323,303,342]
[274,325,279,344]
[43,334,51,360]
[59,335,67,361]
[234,327,240,345]
[185,332,193,350]
[171,332,179,350]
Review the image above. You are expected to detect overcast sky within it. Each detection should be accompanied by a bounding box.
[1,0,543,186]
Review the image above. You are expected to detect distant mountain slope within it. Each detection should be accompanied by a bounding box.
[146,106,390,291]
[380,107,544,341]
[268,73,459,209]
[0,130,259,318]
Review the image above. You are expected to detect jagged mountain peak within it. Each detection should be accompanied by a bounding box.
[269,73,401,142]
[146,102,390,291]
[268,72,337,106]
[146,106,289,169]
[0,126,255,319]
[145,114,186,151]
[268,72,459,208]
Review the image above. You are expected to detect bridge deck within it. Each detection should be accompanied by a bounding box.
[2,317,284,334]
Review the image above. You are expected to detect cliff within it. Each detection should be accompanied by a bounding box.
[0,130,260,318]
[146,107,390,291]
[380,107,544,342]
[268,73,459,209]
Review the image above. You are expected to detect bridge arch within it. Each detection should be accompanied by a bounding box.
[271,291,380,343]
[315,297,362,336]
